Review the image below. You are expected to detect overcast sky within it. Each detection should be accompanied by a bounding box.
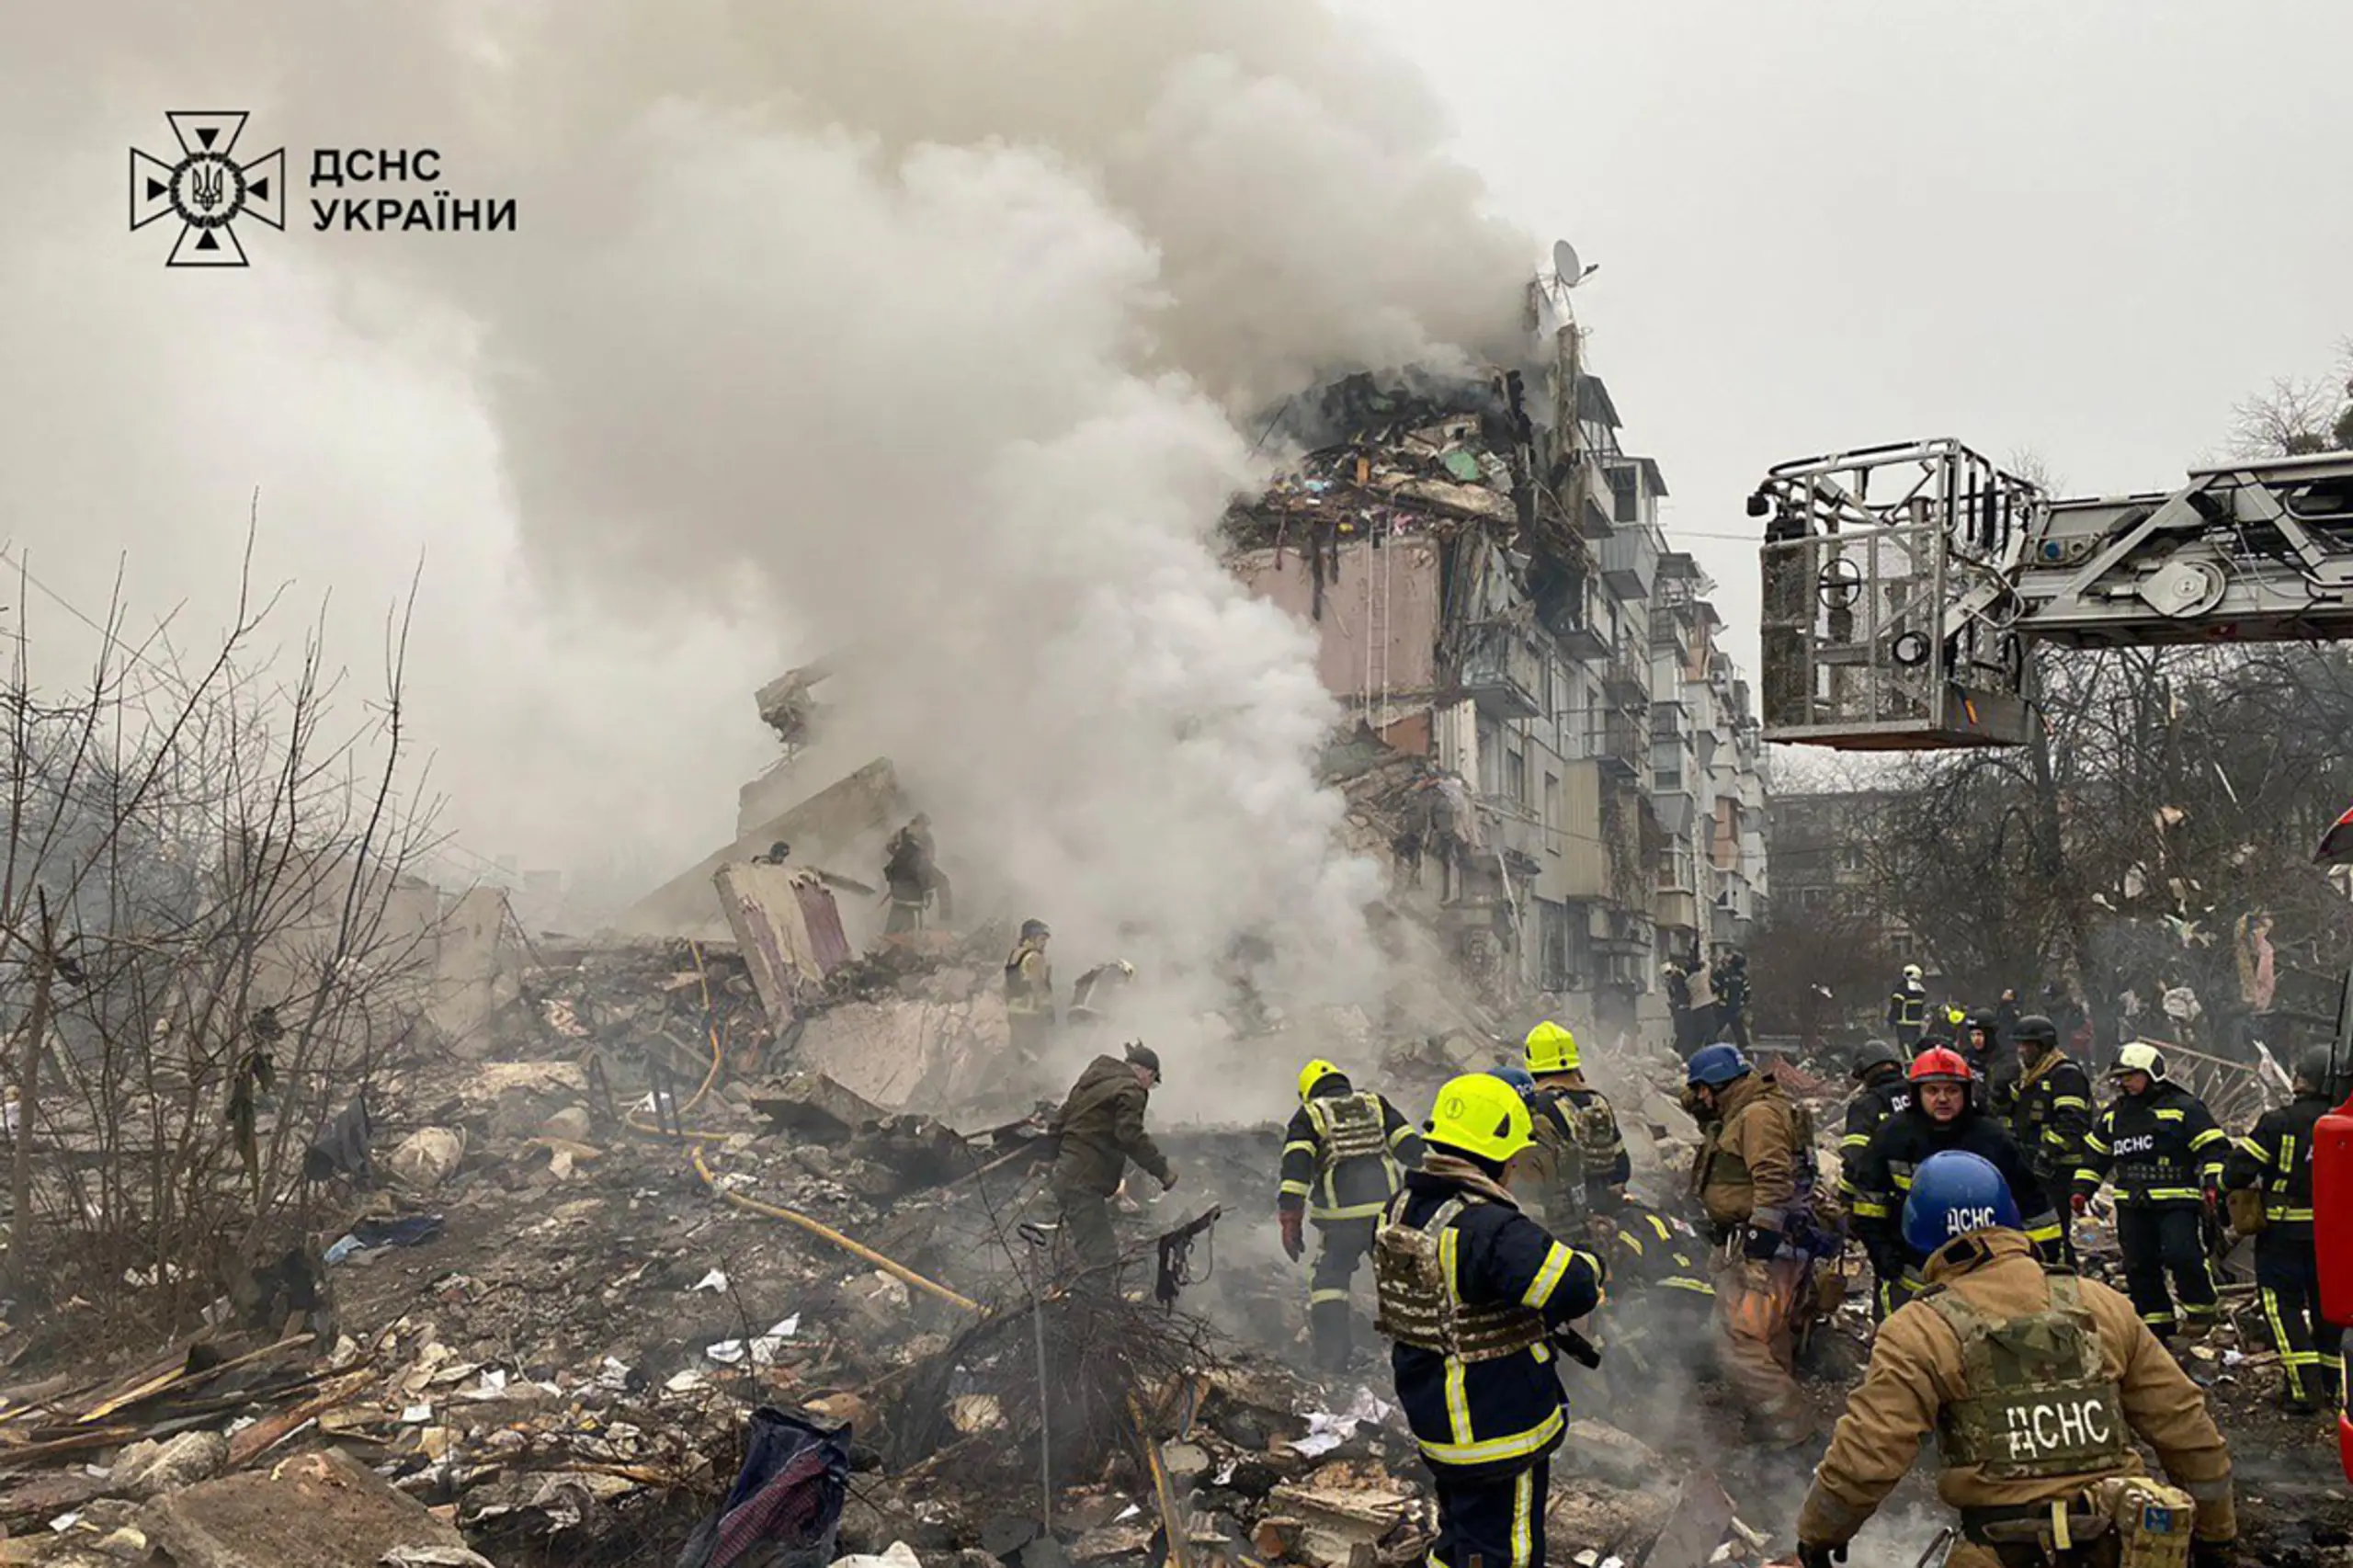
[1352,0,2353,686]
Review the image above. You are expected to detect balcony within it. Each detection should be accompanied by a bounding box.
[1459,619,1545,720]
[1599,528,1657,600]
[1577,492,1615,541]
[1564,708,1646,782]
[1603,652,1650,705]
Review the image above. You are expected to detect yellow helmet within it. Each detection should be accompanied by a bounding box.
[1298,1058,1343,1103]
[1424,1072,1535,1163]
[1523,1020,1580,1074]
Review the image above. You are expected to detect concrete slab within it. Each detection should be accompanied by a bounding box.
[792,999,1002,1115]
[139,1447,471,1568]
[622,758,902,939]
[714,864,851,1025]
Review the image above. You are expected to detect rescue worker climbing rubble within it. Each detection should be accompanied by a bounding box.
[1685,1042,1816,1445]
[1046,1041,1175,1289]
[2222,1046,2344,1414]
[1372,1072,1605,1568]
[1516,1020,1630,1235]
[1590,1199,1715,1408]
[1998,1015,2095,1268]
[1003,918,1054,1067]
[1277,1058,1426,1371]
[1797,1150,2237,1568]
[1851,1047,2064,1316]
[2073,1042,2229,1343]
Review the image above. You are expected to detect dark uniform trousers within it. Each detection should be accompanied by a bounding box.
[1309,1218,1377,1362]
[2256,1239,2345,1403]
[1430,1459,1549,1568]
[1052,1178,1120,1286]
[2115,1205,2218,1335]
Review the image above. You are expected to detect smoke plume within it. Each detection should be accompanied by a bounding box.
[0,2,1534,1086]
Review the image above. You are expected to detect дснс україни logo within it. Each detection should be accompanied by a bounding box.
[131,113,285,267]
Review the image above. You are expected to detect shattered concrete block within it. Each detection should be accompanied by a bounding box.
[1554,1418,1664,1490]
[791,1001,999,1115]
[541,1106,593,1143]
[1267,1471,1416,1568]
[108,1429,228,1499]
[139,1448,473,1568]
[388,1129,467,1192]
[751,1073,887,1141]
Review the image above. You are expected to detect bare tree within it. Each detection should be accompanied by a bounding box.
[0,539,444,1329]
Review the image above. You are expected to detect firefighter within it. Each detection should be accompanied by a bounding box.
[1686,1043,1814,1445]
[1839,1040,1910,1314]
[1593,1200,1716,1407]
[1518,1020,1631,1234]
[1069,958,1135,1030]
[881,813,950,933]
[2223,1047,2343,1414]
[1850,1047,2065,1317]
[1372,1072,1606,1568]
[1961,1007,2014,1108]
[1796,1150,2237,1568]
[1888,964,1929,1051]
[1279,1059,1426,1371]
[1004,918,1054,1066]
[1046,1041,1176,1287]
[2074,1042,2231,1343]
[2000,1015,2094,1267]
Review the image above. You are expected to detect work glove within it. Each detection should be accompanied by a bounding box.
[2201,1183,2221,1216]
[1797,1541,1847,1568]
[2071,1192,2091,1219]
[1279,1208,1305,1263]
[1162,1169,1180,1192]
[1743,1223,1782,1261]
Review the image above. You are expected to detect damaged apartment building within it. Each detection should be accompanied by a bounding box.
[1222,290,1768,1038]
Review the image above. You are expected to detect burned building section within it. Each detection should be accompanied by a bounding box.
[1223,301,1768,1041]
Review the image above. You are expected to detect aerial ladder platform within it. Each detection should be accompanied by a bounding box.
[1752,437,2353,749]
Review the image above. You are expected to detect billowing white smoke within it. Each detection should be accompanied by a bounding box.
[1,1,1534,1084]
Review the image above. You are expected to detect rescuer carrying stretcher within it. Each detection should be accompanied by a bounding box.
[1798,1149,2237,1568]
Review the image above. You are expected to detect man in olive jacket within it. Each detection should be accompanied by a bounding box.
[1049,1041,1177,1286]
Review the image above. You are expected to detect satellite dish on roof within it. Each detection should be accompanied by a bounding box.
[1550,238,1598,294]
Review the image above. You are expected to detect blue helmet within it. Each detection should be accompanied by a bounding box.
[1902,1150,2022,1256]
[1487,1065,1537,1100]
[1686,1043,1752,1089]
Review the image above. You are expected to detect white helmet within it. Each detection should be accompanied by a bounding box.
[1903,964,1924,982]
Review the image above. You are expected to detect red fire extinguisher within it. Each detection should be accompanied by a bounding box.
[2309,803,2353,1477]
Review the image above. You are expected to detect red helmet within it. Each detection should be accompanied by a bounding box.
[1908,1046,1973,1085]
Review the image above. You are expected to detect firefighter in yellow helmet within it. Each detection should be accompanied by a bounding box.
[1518,1021,1630,1234]
[1373,1073,1606,1568]
[1278,1059,1426,1371]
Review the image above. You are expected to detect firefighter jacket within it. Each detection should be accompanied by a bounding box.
[1888,981,1928,1038]
[1850,1105,2063,1277]
[1048,1054,1172,1197]
[1692,1074,1802,1240]
[1374,1163,1605,1480]
[2002,1048,2093,1189]
[1520,1079,1631,1228]
[1605,1203,1714,1301]
[2223,1090,2327,1243]
[1004,939,1052,1019]
[1838,1075,1911,1200]
[1278,1082,1424,1224]
[2075,1082,2228,1210]
[1797,1229,2236,1551]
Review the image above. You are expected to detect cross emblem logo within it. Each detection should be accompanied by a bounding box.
[131,113,286,267]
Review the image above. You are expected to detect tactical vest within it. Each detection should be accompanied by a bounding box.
[1927,1275,2131,1482]
[1372,1192,1549,1362]
[1529,1088,1616,1200]
[1308,1092,1390,1169]
[1004,943,1048,1016]
[1778,1090,1819,1196]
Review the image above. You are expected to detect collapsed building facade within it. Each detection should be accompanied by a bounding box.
[1222,289,1768,1040]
